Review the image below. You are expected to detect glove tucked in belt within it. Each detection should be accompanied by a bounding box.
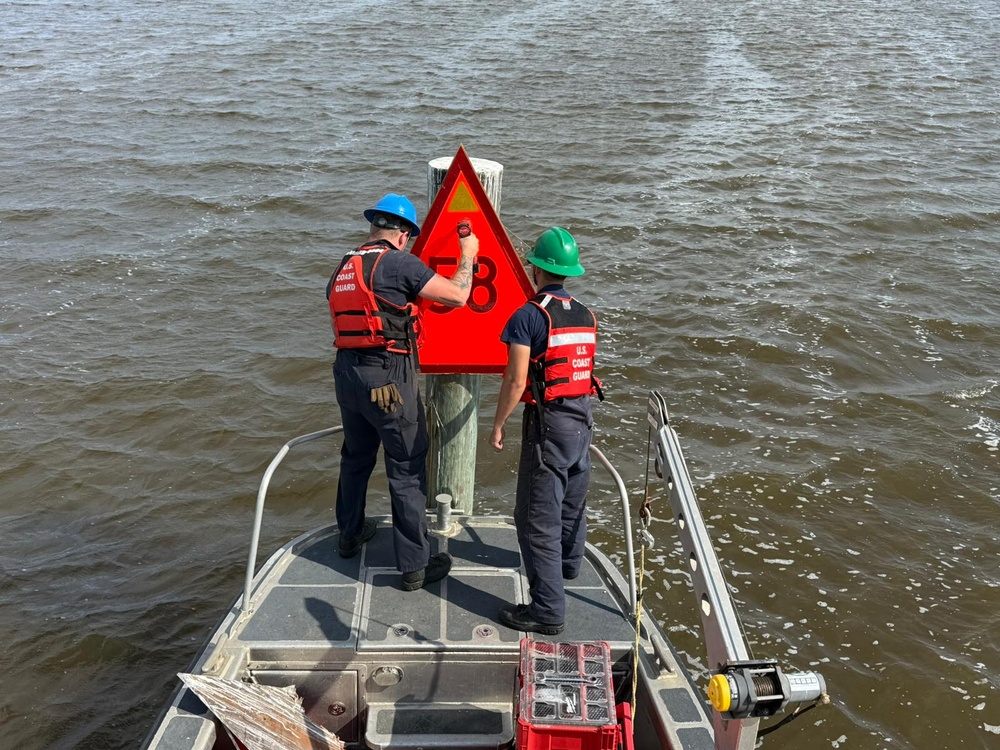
[371,383,404,413]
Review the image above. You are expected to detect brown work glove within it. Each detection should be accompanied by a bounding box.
[370,383,404,413]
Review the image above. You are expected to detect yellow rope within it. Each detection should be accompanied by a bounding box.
[631,425,655,723]
[631,542,646,720]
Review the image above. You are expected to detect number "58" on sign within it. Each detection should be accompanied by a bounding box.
[428,256,499,314]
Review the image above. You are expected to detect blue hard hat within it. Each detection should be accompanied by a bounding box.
[363,193,420,236]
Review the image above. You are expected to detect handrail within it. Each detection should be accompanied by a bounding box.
[238,427,637,621]
[240,426,344,617]
[589,443,637,615]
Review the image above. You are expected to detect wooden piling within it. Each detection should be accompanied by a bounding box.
[425,154,504,515]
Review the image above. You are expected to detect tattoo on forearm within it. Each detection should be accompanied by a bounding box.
[452,256,474,290]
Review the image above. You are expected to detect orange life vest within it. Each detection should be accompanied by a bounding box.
[521,293,599,404]
[328,242,423,356]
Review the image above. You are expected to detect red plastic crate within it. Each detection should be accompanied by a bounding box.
[516,718,620,750]
[517,640,620,750]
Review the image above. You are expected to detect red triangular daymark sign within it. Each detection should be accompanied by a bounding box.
[410,145,534,374]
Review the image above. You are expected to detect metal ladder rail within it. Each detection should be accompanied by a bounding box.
[647,393,749,668]
[646,392,758,750]
[647,392,828,750]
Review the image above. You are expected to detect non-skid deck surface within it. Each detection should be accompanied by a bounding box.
[239,518,635,651]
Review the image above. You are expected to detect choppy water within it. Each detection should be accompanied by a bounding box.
[1,1,999,748]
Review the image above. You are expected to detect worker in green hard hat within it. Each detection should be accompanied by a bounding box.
[489,226,603,635]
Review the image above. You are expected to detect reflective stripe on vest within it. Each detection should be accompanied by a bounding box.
[521,293,598,403]
[328,242,422,354]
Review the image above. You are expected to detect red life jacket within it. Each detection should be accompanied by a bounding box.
[521,293,599,404]
[328,241,423,356]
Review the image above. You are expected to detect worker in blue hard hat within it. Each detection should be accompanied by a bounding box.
[489,227,603,635]
[326,192,479,591]
[363,193,422,237]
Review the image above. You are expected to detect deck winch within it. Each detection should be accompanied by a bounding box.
[707,659,827,719]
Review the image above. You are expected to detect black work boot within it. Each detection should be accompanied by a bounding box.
[498,603,564,635]
[401,553,452,591]
[338,519,377,558]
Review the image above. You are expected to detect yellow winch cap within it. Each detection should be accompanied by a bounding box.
[707,674,732,713]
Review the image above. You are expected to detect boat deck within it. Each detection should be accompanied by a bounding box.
[149,516,714,750]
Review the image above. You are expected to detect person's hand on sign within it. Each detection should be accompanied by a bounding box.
[458,225,479,263]
[417,220,479,309]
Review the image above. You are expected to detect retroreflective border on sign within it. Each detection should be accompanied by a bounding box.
[409,145,535,374]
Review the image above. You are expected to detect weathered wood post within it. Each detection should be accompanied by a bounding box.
[425,155,504,515]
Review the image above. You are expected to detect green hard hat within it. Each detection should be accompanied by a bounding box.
[526,227,585,277]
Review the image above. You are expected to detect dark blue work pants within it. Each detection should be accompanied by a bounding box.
[333,348,430,573]
[515,402,593,626]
